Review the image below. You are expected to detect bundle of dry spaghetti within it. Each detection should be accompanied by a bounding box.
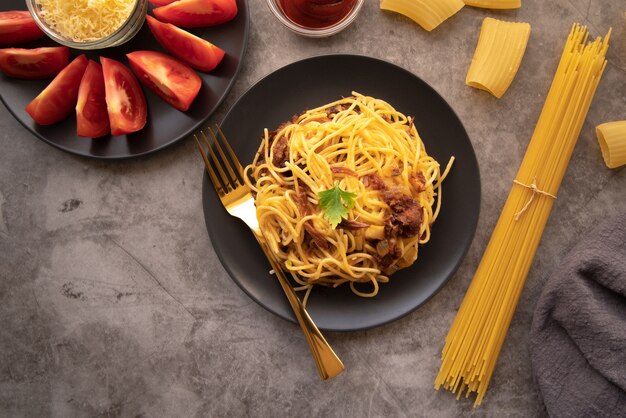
[435,24,611,406]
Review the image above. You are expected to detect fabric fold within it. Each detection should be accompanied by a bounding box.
[530,214,626,418]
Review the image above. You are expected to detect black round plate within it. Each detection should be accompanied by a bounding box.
[202,54,481,331]
[0,0,248,159]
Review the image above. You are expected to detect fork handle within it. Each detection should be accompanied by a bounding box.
[275,267,345,380]
[257,238,345,380]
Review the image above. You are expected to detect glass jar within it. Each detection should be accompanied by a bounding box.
[26,0,148,50]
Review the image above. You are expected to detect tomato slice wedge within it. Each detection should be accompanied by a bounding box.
[0,47,69,79]
[149,0,177,6]
[153,0,238,28]
[146,16,225,72]
[76,60,110,138]
[0,11,45,47]
[100,57,147,136]
[127,51,201,112]
[25,54,88,125]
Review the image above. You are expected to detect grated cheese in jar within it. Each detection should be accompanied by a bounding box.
[37,0,136,42]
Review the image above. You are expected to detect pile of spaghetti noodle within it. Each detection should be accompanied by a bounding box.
[435,24,610,406]
[244,93,453,303]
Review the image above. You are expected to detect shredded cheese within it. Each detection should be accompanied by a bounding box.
[37,0,136,42]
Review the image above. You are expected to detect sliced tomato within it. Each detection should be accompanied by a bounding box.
[0,47,69,79]
[100,57,147,136]
[0,11,45,47]
[146,15,225,72]
[76,60,110,138]
[127,51,201,112]
[153,0,237,28]
[25,54,88,125]
[149,0,178,5]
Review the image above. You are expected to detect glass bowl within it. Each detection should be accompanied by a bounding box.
[266,0,365,38]
[26,0,148,50]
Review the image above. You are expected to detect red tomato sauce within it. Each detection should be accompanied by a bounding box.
[278,0,357,29]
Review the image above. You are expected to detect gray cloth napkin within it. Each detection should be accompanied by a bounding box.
[530,214,626,418]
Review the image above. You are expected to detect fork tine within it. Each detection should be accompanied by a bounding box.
[208,126,241,185]
[201,129,233,191]
[194,134,224,195]
[216,125,244,177]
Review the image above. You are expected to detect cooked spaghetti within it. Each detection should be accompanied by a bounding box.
[244,93,453,303]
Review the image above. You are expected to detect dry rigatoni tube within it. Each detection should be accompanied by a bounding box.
[464,0,521,9]
[435,24,610,406]
[380,0,464,32]
[466,18,531,98]
[596,120,626,168]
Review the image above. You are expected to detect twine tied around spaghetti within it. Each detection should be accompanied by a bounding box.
[512,177,557,221]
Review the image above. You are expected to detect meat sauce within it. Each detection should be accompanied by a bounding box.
[278,0,357,29]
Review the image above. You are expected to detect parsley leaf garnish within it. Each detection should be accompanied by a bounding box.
[318,183,357,229]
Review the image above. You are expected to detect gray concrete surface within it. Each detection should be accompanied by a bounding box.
[1,0,625,416]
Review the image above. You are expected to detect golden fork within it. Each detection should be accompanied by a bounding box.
[194,126,344,380]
